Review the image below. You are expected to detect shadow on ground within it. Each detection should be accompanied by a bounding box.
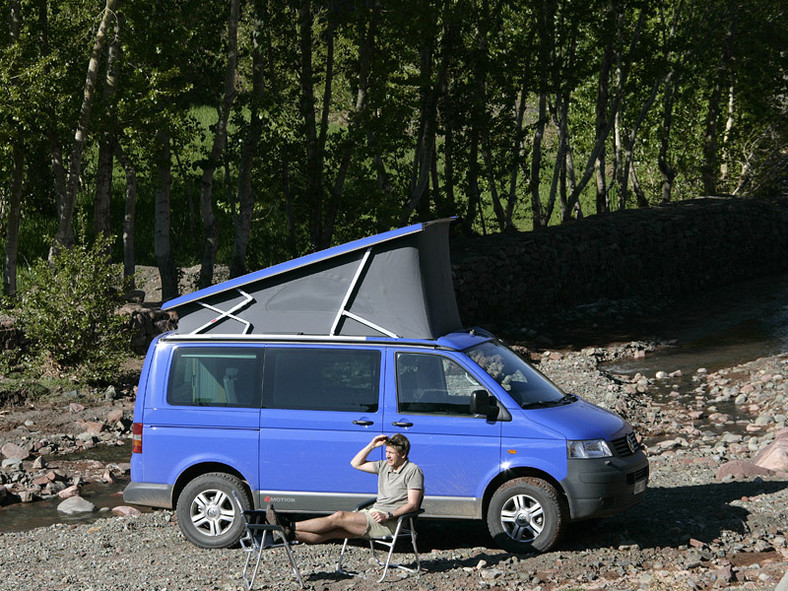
[395,479,788,556]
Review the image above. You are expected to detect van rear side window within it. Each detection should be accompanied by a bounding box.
[264,348,380,412]
[167,348,262,407]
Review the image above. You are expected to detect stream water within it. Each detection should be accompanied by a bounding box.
[598,271,788,380]
[0,441,139,533]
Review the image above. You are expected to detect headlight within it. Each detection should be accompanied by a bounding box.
[567,439,613,459]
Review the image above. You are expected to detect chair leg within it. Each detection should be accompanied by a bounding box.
[338,518,422,583]
[281,539,304,589]
[409,519,421,573]
[244,543,265,590]
[337,538,351,575]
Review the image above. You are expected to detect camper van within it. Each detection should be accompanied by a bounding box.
[124,219,648,553]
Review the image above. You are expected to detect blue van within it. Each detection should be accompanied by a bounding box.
[124,220,648,553]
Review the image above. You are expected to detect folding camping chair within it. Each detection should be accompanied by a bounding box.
[337,498,425,582]
[233,494,304,589]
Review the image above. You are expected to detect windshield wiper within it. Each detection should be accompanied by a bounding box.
[521,394,577,409]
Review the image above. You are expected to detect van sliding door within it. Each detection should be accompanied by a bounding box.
[258,346,384,513]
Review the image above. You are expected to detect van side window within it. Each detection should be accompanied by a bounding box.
[264,349,380,412]
[396,353,485,416]
[167,348,262,407]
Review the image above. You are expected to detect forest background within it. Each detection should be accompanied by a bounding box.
[0,0,786,307]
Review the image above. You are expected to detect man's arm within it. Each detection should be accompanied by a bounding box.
[350,434,388,474]
[370,488,423,523]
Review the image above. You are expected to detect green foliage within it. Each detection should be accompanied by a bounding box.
[16,234,128,382]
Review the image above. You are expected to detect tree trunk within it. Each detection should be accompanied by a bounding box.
[199,0,239,288]
[720,85,735,183]
[701,3,735,196]
[94,3,122,242]
[463,125,484,235]
[332,1,381,233]
[530,91,547,227]
[231,0,267,279]
[701,75,724,196]
[299,1,325,251]
[154,131,178,302]
[52,0,117,256]
[115,140,137,290]
[658,74,678,203]
[545,96,567,225]
[4,1,23,297]
[281,156,298,259]
[623,77,662,209]
[4,142,24,299]
[595,37,614,214]
[401,7,439,226]
[505,87,529,229]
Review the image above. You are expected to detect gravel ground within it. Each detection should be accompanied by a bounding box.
[1,343,787,591]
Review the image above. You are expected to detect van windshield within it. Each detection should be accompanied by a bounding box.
[466,340,573,409]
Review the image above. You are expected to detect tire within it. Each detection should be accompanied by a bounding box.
[176,472,251,549]
[486,477,567,554]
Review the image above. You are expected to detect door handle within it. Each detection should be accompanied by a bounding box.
[353,420,374,426]
[392,421,413,428]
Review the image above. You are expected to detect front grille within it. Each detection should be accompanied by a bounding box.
[611,432,641,457]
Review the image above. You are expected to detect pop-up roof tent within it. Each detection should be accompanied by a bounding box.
[164,218,461,341]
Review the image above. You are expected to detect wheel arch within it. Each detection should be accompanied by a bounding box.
[172,462,252,509]
[482,467,567,519]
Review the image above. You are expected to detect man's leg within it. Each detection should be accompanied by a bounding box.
[293,510,368,544]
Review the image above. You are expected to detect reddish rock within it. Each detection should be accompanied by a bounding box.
[753,428,788,472]
[689,538,706,549]
[1,442,30,460]
[58,485,80,499]
[107,409,124,423]
[69,403,85,413]
[32,472,57,486]
[716,460,774,480]
[111,505,142,517]
[83,421,105,434]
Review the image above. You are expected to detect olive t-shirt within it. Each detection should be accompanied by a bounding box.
[371,459,424,513]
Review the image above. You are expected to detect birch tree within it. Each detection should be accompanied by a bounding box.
[52,0,117,256]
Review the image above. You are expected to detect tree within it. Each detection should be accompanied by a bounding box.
[52,0,118,256]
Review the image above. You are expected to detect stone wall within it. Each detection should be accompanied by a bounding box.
[451,197,788,327]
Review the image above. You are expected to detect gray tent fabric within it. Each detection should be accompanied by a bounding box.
[164,219,461,340]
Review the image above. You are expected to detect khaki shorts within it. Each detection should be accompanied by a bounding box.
[360,508,398,539]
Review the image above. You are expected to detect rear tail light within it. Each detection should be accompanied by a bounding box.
[132,422,143,454]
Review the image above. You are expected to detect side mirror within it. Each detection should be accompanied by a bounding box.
[470,390,499,419]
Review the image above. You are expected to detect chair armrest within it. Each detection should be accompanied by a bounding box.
[396,508,425,522]
[353,497,377,511]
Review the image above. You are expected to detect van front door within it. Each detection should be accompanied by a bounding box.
[385,350,502,519]
[258,346,385,513]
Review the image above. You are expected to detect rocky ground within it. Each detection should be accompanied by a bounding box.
[0,341,787,591]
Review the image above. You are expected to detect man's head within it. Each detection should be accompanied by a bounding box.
[384,433,410,468]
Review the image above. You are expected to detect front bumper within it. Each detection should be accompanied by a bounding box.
[561,451,649,520]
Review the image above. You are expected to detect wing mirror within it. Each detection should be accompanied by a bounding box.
[470,390,499,420]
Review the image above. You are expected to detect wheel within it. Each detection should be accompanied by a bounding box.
[176,472,251,549]
[487,477,567,553]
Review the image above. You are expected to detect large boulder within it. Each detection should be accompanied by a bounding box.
[716,460,774,480]
[754,428,788,472]
[57,495,96,515]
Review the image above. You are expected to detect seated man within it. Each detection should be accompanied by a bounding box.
[267,433,423,543]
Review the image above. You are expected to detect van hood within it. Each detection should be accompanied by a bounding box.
[525,398,630,441]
